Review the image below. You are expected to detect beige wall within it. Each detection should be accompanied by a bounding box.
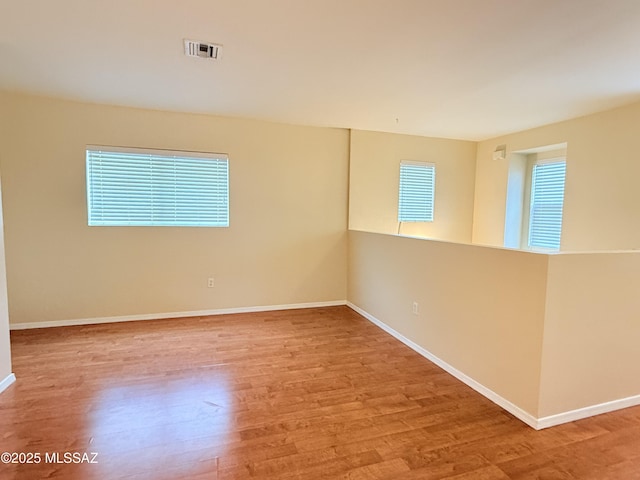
[349,129,477,243]
[0,92,349,325]
[348,230,548,416]
[539,252,640,417]
[473,100,640,251]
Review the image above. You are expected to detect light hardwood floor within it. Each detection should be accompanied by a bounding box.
[1,306,639,479]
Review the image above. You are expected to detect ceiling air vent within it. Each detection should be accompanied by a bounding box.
[184,39,222,59]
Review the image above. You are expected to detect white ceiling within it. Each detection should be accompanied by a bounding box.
[2,0,640,140]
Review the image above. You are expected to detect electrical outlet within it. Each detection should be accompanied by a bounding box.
[412,301,419,315]
[207,277,215,288]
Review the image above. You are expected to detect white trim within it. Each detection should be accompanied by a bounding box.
[536,394,640,429]
[346,302,640,430]
[9,301,347,330]
[346,302,539,429]
[0,373,16,394]
[12,301,638,430]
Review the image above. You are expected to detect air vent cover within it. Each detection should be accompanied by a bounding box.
[184,39,222,59]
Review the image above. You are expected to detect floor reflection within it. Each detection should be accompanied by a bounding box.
[89,373,232,479]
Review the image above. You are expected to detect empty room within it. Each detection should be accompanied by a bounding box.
[1,1,640,478]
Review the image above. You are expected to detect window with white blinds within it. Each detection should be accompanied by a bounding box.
[528,161,566,250]
[86,146,229,227]
[398,161,435,222]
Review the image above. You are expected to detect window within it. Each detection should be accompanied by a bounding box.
[398,161,435,222]
[86,146,229,227]
[527,160,566,250]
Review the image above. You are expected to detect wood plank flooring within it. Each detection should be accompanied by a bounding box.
[1,306,639,479]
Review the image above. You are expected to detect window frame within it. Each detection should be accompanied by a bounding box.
[523,157,566,251]
[86,145,229,228]
[398,160,436,224]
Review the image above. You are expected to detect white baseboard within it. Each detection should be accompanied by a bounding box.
[537,393,640,429]
[347,302,640,430]
[0,373,16,395]
[11,300,638,429]
[346,302,539,429]
[9,300,347,330]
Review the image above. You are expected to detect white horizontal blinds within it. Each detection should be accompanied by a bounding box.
[398,161,435,222]
[86,147,229,227]
[528,161,566,250]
